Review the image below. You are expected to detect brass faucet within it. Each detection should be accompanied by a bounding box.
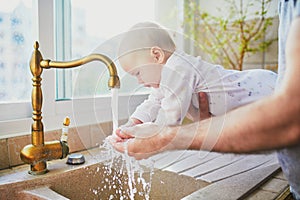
[20,41,120,175]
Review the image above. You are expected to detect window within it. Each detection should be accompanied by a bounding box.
[0,0,182,138]
[56,0,156,100]
[0,0,36,123]
[0,0,36,103]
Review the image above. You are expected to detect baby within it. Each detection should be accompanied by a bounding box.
[117,22,277,130]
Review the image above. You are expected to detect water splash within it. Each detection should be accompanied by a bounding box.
[91,88,154,199]
[100,139,154,200]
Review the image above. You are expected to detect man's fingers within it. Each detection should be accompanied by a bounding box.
[199,92,212,120]
[110,123,169,160]
[110,139,125,153]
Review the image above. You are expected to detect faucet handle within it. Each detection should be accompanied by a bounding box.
[61,117,70,142]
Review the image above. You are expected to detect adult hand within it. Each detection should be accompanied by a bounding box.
[110,123,175,160]
[198,92,212,120]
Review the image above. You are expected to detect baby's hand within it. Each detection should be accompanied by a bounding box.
[110,123,168,160]
[115,128,133,140]
[115,118,143,140]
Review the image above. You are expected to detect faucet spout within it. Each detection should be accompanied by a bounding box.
[40,53,120,88]
[20,41,120,175]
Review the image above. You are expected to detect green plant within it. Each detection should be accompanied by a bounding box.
[184,0,276,70]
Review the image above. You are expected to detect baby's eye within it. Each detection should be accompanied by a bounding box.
[135,71,140,76]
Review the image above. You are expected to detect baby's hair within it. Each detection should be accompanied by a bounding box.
[118,22,176,57]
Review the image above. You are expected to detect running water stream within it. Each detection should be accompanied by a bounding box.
[111,88,119,133]
[97,88,154,200]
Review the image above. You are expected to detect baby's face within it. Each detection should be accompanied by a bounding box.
[119,52,163,88]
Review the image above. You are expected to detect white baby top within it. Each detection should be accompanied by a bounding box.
[131,50,277,126]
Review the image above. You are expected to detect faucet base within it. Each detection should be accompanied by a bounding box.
[20,140,69,175]
[29,161,48,175]
[29,169,48,175]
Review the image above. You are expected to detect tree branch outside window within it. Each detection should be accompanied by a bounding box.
[184,0,276,71]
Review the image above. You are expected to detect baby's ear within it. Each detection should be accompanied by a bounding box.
[150,46,165,63]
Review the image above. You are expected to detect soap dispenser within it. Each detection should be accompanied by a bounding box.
[62,117,86,165]
[60,117,70,159]
[60,116,70,142]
